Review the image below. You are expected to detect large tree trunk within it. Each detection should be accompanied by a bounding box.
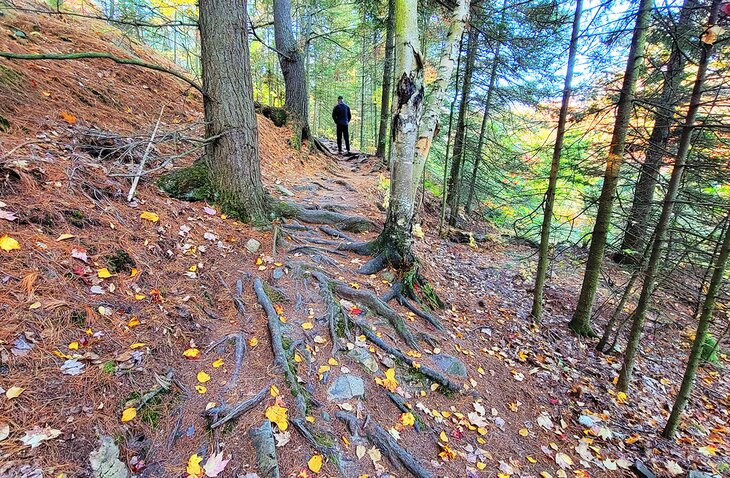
[663,210,730,438]
[376,0,396,160]
[273,0,310,143]
[568,0,653,336]
[446,26,479,227]
[199,0,267,224]
[617,0,721,391]
[530,0,583,321]
[617,0,696,264]
[411,0,470,203]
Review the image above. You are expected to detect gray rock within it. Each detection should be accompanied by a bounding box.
[89,435,129,478]
[245,238,261,253]
[327,375,365,401]
[381,355,396,369]
[687,471,720,478]
[380,271,395,283]
[631,459,655,478]
[578,415,595,427]
[432,354,468,377]
[321,411,331,422]
[272,267,285,280]
[347,348,379,374]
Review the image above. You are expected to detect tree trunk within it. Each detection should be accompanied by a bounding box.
[617,0,721,391]
[273,0,310,143]
[199,0,267,224]
[360,8,367,151]
[617,0,696,263]
[663,211,730,438]
[530,0,583,321]
[569,0,653,337]
[376,0,395,160]
[446,26,479,227]
[411,0,469,203]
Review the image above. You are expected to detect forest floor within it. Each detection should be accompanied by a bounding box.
[0,3,729,478]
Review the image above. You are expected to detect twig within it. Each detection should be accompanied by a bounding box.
[208,385,269,429]
[127,105,165,201]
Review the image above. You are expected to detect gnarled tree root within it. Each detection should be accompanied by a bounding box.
[273,201,377,233]
[386,392,425,433]
[207,385,269,429]
[336,412,434,478]
[320,225,354,242]
[309,271,352,355]
[381,281,445,331]
[249,420,281,478]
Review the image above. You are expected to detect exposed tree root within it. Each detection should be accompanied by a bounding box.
[273,201,377,233]
[207,385,269,429]
[249,420,281,478]
[381,281,445,331]
[303,236,343,247]
[320,226,354,242]
[386,392,425,433]
[289,245,346,257]
[357,252,388,275]
[336,412,434,478]
[309,271,351,355]
[206,332,246,392]
[338,240,378,256]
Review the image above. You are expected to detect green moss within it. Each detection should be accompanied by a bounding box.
[157,160,212,202]
[102,361,116,374]
[104,249,136,274]
[700,333,720,363]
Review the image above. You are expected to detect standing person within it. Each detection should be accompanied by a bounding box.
[332,95,352,154]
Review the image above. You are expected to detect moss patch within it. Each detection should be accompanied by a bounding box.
[157,160,212,202]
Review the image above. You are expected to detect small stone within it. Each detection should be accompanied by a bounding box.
[245,238,261,253]
[380,271,395,283]
[432,354,467,377]
[578,415,595,427]
[327,375,365,401]
[687,471,720,478]
[381,355,396,369]
[631,459,655,478]
[321,411,331,422]
[272,267,284,280]
[347,348,379,374]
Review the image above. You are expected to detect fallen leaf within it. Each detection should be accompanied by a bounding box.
[248,337,259,347]
[71,248,88,263]
[265,403,289,431]
[203,452,230,477]
[97,268,112,278]
[555,452,573,469]
[60,111,77,124]
[302,322,314,330]
[0,422,9,441]
[375,368,398,392]
[196,385,207,394]
[60,358,85,375]
[0,235,20,252]
[129,342,146,349]
[307,454,323,473]
[0,209,17,221]
[519,428,529,437]
[212,358,224,368]
[356,444,366,459]
[187,454,203,477]
[20,426,61,448]
[400,412,415,427]
[140,211,159,223]
[197,371,211,383]
[56,233,75,241]
[5,386,24,399]
[183,348,200,359]
[665,460,683,476]
[121,407,137,422]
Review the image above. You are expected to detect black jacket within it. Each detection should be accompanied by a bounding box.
[332,103,352,126]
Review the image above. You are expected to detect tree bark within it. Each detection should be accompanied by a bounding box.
[569,0,653,336]
[410,0,470,203]
[530,0,583,321]
[617,0,697,263]
[199,0,267,223]
[617,0,721,391]
[446,26,479,227]
[376,0,396,160]
[273,0,310,143]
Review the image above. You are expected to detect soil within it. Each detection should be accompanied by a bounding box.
[0,3,728,478]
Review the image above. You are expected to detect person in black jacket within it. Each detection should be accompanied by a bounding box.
[332,96,352,154]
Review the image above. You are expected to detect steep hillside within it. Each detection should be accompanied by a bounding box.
[1,3,728,478]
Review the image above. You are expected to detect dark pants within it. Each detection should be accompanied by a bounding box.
[336,124,350,153]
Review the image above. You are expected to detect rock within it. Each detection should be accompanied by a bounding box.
[327,375,365,401]
[687,471,720,478]
[249,421,280,478]
[245,238,261,253]
[381,355,396,369]
[321,411,331,422]
[578,415,595,427]
[272,267,284,280]
[631,459,655,478]
[432,354,468,377]
[380,271,395,283]
[347,348,379,374]
[89,435,129,478]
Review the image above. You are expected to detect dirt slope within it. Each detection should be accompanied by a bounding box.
[1,3,728,478]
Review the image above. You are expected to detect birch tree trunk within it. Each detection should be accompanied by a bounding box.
[617,0,721,391]
[376,0,395,160]
[569,0,653,336]
[530,0,583,321]
[411,0,470,203]
[273,0,310,143]
[199,0,267,224]
[617,0,696,263]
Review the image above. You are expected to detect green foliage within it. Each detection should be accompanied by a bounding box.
[700,333,720,364]
[104,249,136,274]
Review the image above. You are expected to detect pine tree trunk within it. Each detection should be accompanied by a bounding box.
[569,0,653,336]
[446,26,479,227]
[617,0,721,391]
[663,211,730,438]
[410,0,469,203]
[617,0,696,263]
[376,0,395,160]
[530,0,583,321]
[273,0,310,142]
[199,0,267,224]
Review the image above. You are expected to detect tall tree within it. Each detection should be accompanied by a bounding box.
[616,0,697,263]
[530,0,583,321]
[199,0,267,223]
[617,0,722,392]
[273,0,310,143]
[376,0,395,160]
[569,0,654,336]
[446,25,479,227]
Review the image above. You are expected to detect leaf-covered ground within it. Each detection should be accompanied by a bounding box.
[0,4,728,478]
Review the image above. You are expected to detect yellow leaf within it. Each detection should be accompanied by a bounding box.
[306,416,316,423]
[68,341,79,350]
[302,321,314,330]
[140,211,159,223]
[527,456,537,463]
[400,412,415,427]
[294,353,303,363]
[212,358,224,368]
[308,454,323,473]
[0,235,20,252]
[188,264,197,272]
[196,385,207,394]
[375,368,398,392]
[248,337,259,347]
[121,407,136,422]
[187,454,203,476]
[318,365,331,374]
[477,462,487,470]
[519,428,529,437]
[270,385,280,397]
[97,268,112,278]
[127,317,141,327]
[197,371,211,383]
[130,268,138,277]
[60,111,77,124]
[439,431,448,442]
[134,294,146,300]
[328,358,339,366]
[5,386,24,399]
[129,342,146,349]
[616,391,628,404]
[28,301,41,309]
[265,403,289,431]
[183,348,200,359]
[55,233,75,241]
[53,350,71,359]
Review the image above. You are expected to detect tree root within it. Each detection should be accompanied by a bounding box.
[273,201,377,233]
[338,240,378,256]
[249,420,281,478]
[386,392,425,433]
[207,385,269,429]
[310,271,351,355]
[320,226,354,242]
[336,412,434,478]
[381,282,445,331]
[289,245,346,257]
[291,418,347,476]
[206,332,246,392]
[357,252,388,275]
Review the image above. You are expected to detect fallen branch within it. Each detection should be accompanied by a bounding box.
[208,385,269,429]
[128,105,165,201]
[0,51,202,92]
